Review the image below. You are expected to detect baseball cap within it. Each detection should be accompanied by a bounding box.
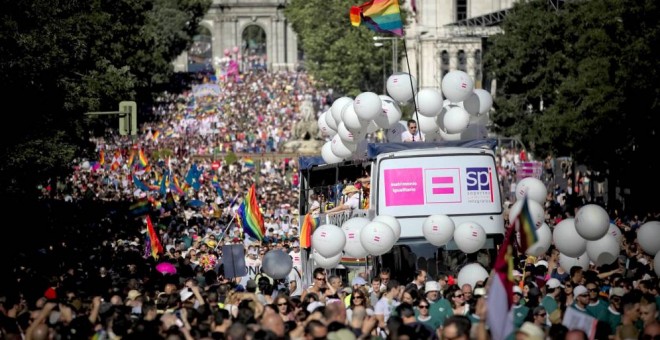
[535,260,549,268]
[352,277,367,286]
[573,285,588,298]
[307,301,325,313]
[180,288,194,302]
[127,290,142,301]
[425,281,440,293]
[610,287,625,298]
[517,322,545,340]
[513,285,523,295]
[546,278,564,289]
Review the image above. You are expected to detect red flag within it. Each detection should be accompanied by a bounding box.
[146,215,163,259]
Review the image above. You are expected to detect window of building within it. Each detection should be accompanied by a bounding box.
[457,50,467,72]
[456,0,467,21]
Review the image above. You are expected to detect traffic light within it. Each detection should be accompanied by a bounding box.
[118,101,137,136]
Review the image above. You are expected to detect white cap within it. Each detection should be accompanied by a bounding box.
[573,285,588,298]
[513,285,523,295]
[546,278,564,289]
[425,281,440,293]
[535,260,549,268]
[180,288,194,302]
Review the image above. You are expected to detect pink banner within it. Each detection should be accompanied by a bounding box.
[383,168,425,206]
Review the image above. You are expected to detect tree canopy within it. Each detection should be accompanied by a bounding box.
[285,0,404,96]
[0,0,210,196]
[485,0,660,208]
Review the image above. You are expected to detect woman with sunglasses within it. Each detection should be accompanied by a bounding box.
[275,294,294,321]
[563,281,575,307]
[416,298,441,331]
[447,286,469,316]
[346,287,373,322]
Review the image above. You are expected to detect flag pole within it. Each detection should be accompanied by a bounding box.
[401,30,423,136]
[215,213,237,251]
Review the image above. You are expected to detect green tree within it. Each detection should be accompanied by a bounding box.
[485,0,660,209]
[0,0,210,196]
[285,0,407,96]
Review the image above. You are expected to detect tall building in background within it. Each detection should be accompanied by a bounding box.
[173,0,517,90]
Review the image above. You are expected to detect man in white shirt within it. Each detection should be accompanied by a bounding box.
[374,279,402,328]
[326,185,360,213]
[401,119,425,142]
[289,241,303,269]
[287,266,303,298]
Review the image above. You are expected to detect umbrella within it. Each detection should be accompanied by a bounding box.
[156,262,177,275]
[187,199,205,208]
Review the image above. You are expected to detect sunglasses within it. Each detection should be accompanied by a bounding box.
[418,305,429,309]
[278,303,288,306]
[565,284,572,288]
[579,294,589,298]
[588,288,599,292]
[536,313,547,317]
[353,296,363,299]
[315,277,325,281]
[454,294,464,298]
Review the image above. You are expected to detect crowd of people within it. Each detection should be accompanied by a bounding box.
[1,67,659,340]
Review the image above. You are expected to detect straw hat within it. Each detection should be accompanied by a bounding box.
[342,185,359,195]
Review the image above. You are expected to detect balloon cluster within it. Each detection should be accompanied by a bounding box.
[318,70,493,163]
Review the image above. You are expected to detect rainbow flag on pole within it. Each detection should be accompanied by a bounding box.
[516,197,539,252]
[300,212,320,248]
[237,184,265,241]
[350,0,403,36]
[145,215,163,259]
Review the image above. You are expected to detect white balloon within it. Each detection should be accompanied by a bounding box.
[386,120,407,142]
[373,215,401,241]
[375,95,403,129]
[312,250,343,269]
[638,221,660,255]
[321,142,343,164]
[330,135,356,159]
[318,112,337,138]
[331,97,353,124]
[387,72,417,103]
[457,263,489,289]
[360,221,396,256]
[438,128,461,141]
[508,199,545,230]
[312,224,346,258]
[526,223,552,257]
[655,251,660,277]
[553,218,587,258]
[515,177,548,205]
[425,130,442,142]
[81,161,91,170]
[262,250,293,279]
[559,251,589,272]
[413,112,441,134]
[325,108,339,131]
[575,204,610,241]
[342,103,368,132]
[337,122,358,144]
[422,215,455,246]
[586,234,620,266]
[342,217,371,258]
[608,223,623,244]
[416,88,444,117]
[443,106,470,134]
[441,70,474,103]
[354,92,382,121]
[463,89,493,115]
[454,222,486,254]
[365,120,379,133]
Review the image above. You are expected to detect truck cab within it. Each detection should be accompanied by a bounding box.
[298,139,505,285]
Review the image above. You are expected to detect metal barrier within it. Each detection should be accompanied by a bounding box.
[324,209,368,228]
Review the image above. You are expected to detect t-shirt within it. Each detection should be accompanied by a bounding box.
[586,299,609,322]
[287,267,303,297]
[429,298,453,327]
[374,297,399,323]
[289,250,302,269]
[541,295,558,315]
[606,306,621,335]
[344,194,360,210]
[512,304,529,329]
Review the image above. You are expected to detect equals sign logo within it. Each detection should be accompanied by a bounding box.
[374,235,381,242]
[432,225,439,232]
[471,230,478,238]
[431,176,455,195]
[461,82,467,89]
[321,232,327,238]
[348,233,355,240]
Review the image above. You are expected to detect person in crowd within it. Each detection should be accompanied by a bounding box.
[401,119,424,142]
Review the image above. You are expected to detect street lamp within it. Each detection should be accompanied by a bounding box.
[373,36,399,74]
[373,42,386,93]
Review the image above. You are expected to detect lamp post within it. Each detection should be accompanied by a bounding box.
[374,42,387,94]
[373,36,399,74]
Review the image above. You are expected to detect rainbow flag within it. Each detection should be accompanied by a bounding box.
[99,150,105,165]
[350,0,403,36]
[138,149,149,167]
[130,198,151,216]
[487,225,516,340]
[340,256,367,267]
[299,213,320,248]
[171,176,185,195]
[244,158,255,168]
[517,197,539,252]
[152,130,160,141]
[236,184,265,241]
[145,215,163,259]
[127,150,135,167]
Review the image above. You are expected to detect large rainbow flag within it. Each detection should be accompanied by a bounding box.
[237,184,265,241]
[300,212,320,248]
[516,197,539,252]
[145,215,163,259]
[350,0,403,36]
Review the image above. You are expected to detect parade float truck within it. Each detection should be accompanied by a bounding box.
[298,139,504,285]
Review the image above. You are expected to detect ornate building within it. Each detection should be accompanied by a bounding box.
[173,0,516,91]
